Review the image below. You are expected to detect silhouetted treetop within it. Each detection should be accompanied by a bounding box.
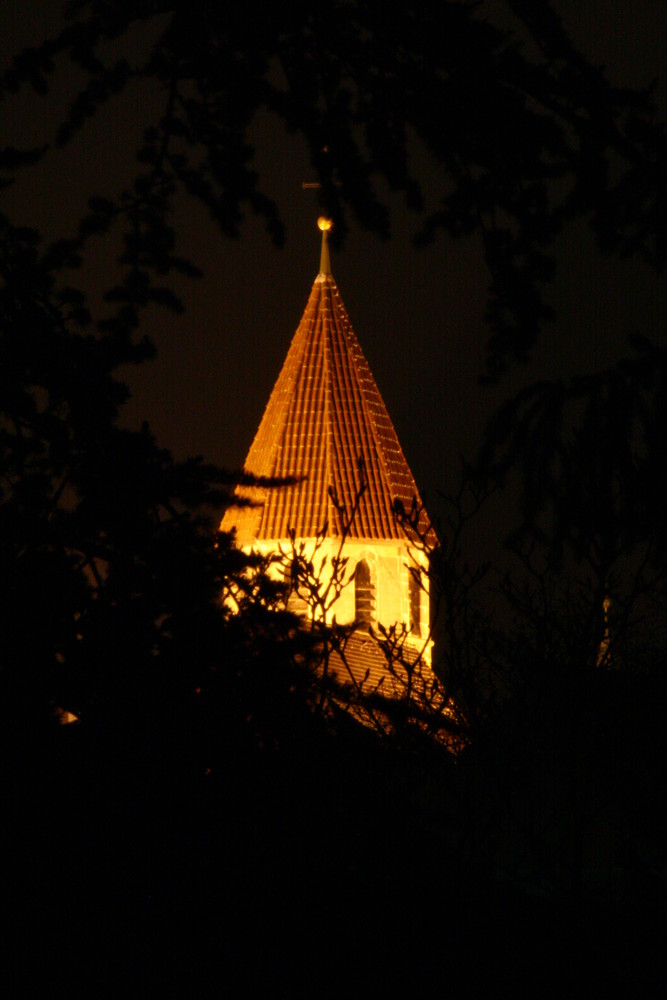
[3,1,664,376]
[0,213,298,738]
[480,338,667,572]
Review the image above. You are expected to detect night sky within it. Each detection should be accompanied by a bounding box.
[5,2,667,526]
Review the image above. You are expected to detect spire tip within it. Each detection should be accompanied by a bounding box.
[318,217,332,275]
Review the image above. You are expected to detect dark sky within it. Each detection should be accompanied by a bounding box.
[4,2,667,526]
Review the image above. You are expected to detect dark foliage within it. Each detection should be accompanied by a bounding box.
[2,1,664,376]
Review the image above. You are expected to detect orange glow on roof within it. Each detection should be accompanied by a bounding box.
[222,269,434,547]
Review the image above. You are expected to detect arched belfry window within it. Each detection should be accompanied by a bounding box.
[409,568,422,635]
[286,559,308,617]
[354,559,375,624]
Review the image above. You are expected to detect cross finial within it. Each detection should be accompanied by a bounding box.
[302,170,339,276]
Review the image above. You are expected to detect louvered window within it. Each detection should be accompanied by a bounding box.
[409,569,422,635]
[354,560,375,624]
[286,560,308,617]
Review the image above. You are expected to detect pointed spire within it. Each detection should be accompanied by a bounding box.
[221,237,436,548]
[317,216,332,275]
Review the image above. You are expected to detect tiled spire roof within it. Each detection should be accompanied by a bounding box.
[222,225,434,546]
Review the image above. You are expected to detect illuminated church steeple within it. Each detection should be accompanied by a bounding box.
[222,220,435,660]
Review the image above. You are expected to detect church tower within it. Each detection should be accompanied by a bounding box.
[222,219,436,667]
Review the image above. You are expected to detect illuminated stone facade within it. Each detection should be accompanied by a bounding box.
[222,222,436,664]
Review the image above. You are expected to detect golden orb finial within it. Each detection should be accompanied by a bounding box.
[317,216,333,275]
